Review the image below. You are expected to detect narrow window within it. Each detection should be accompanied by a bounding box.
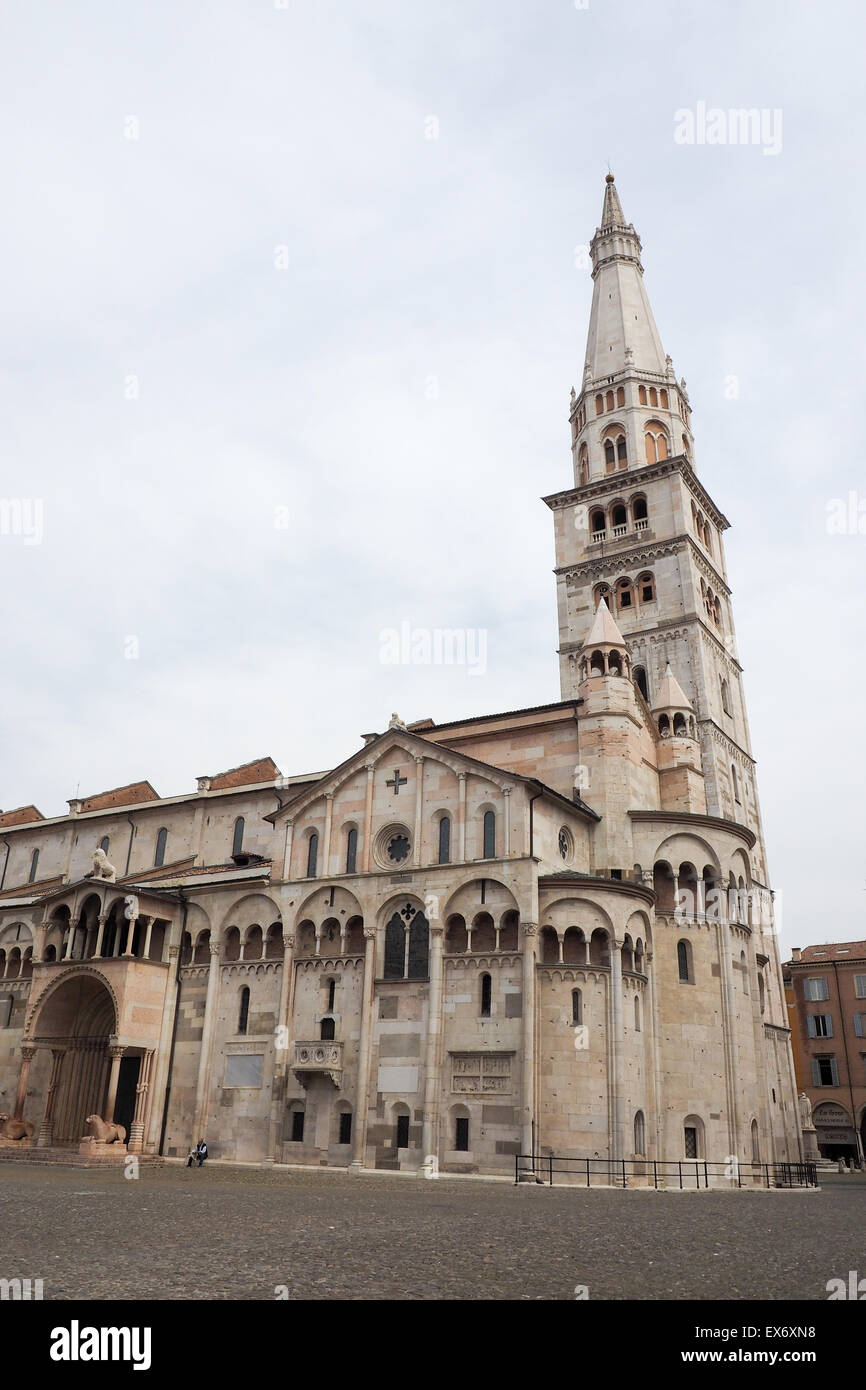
[616,436,627,464]
[634,1110,646,1154]
[396,1114,410,1149]
[327,977,336,1011]
[306,831,318,877]
[345,827,358,874]
[684,1125,698,1159]
[28,849,39,883]
[480,973,492,1018]
[339,1111,352,1145]
[154,827,167,868]
[634,995,641,1031]
[238,986,250,1035]
[384,914,406,979]
[634,666,649,702]
[232,818,244,857]
[482,811,496,859]
[291,1110,305,1142]
[455,1117,470,1152]
[605,439,616,469]
[320,1016,335,1041]
[438,815,451,865]
[720,679,731,716]
[99,836,110,855]
[677,940,691,983]
[572,988,582,1026]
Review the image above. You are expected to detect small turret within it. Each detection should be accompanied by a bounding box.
[577,598,631,684]
[651,664,706,813]
[651,663,697,741]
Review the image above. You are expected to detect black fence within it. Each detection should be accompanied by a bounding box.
[514,1154,818,1189]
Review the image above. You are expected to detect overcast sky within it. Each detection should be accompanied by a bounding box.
[0,0,863,951]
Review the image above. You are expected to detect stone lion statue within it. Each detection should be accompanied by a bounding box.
[85,1114,126,1144]
[89,846,117,882]
[0,1113,34,1142]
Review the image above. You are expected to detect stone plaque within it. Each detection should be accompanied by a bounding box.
[224,1053,264,1088]
[450,1052,513,1095]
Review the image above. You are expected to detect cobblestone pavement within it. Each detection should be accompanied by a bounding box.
[0,1161,862,1300]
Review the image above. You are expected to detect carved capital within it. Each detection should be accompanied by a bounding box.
[282,934,295,952]
[108,1044,125,1060]
[363,928,376,940]
[19,1044,37,1062]
[208,941,221,957]
[521,922,538,938]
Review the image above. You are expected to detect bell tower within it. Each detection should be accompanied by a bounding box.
[545,175,770,885]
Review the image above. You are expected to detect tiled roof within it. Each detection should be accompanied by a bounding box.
[794,941,866,963]
[77,782,159,812]
[0,805,45,827]
[201,758,281,790]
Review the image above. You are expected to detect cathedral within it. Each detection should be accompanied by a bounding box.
[0,176,803,1177]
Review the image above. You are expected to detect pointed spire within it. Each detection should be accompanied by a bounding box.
[652,663,693,712]
[600,172,625,229]
[582,597,627,650]
[583,173,668,381]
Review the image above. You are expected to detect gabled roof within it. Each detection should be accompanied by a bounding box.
[199,757,281,791]
[265,727,600,824]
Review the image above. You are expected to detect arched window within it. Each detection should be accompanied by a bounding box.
[658,713,670,738]
[306,831,318,878]
[154,827,167,868]
[638,384,647,405]
[572,988,582,1025]
[634,665,649,702]
[482,811,496,859]
[615,577,634,611]
[238,986,250,1035]
[660,388,669,409]
[611,502,627,530]
[99,836,110,855]
[740,949,749,994]
[731,765,740,804]
[649,387,658,407]
[677,939,693,983]
[604,439,616,470]
[327,977,336,1011]
[720,678,731,716]
[28,849,39,883]
[632,495,648,525]
[637,571,655,603]
[438,816,451,865]
[595,393,604,416]
[320,1016,336,1041]
[232,818,244,857]
[605,390,614,411]
[590,509,606,537]
[634,1109,646,1155]
[634,994,641,1031]
[617,435,627,467]
[345,827,358,874]
[480,973,492,1018]
[750,1118,760,1164]
[758,973,766,1015]
[384,914,405,978]
[616,386,625,407]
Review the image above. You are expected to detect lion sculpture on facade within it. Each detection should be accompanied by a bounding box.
[85,1114,126,1144]
[0,1113,34,1142]
[89,847,117,882]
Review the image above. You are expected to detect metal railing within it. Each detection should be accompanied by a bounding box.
[514,1154,818,1189]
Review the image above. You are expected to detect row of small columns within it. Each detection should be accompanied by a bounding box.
[13,1040,155,1153]
[43,913,162,962]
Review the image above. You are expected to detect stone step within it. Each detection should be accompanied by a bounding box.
[0,1146,164,1168]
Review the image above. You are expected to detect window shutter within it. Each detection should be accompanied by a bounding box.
[825,1016,833,1037]
[831,1058,839,1086]
[807,1016,816,1038]
[811,1058,821,1086]
[854,1014,864,1038]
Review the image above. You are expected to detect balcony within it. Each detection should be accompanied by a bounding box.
[292,1040,344,1088]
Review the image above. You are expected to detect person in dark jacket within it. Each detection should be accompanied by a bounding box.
[196,1138,208,1167]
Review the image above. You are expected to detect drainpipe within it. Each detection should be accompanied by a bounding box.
[528,787,543,858]
[0,838,11,892]
[158,889,188,1156]
[124,816,136,877]
[831,960,864,1166]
